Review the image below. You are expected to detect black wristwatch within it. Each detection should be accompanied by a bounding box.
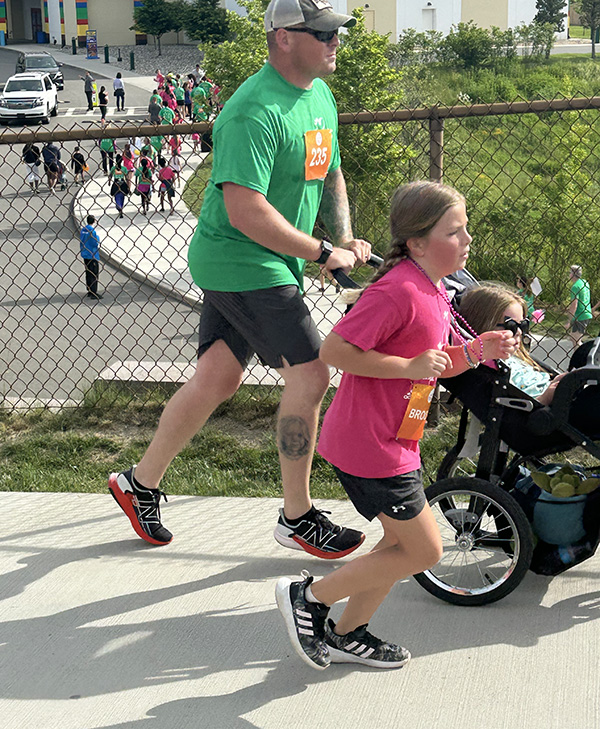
[315,239,333,265]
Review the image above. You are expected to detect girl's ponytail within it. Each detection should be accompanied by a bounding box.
[340,181,464,305]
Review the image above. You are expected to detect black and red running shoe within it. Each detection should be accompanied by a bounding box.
[108,467,173,546]
[274,506,364,559]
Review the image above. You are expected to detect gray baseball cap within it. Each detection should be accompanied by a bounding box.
[264,0,356,32]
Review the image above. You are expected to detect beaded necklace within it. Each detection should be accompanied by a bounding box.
[409,258,484,364]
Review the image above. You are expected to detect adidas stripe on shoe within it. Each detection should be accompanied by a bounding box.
[108,467,173,546]
[275,571,330,670]
[274,506,365,559]
[324,619,411,669]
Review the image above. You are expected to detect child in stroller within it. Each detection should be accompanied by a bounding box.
[413,282,600,606]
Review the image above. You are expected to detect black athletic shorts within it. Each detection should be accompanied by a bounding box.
[198,285,322,369]
[332,466,427,522]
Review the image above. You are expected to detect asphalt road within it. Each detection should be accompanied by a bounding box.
[0,48,199,406]
[0,172,200,405]
[0,47,151,130]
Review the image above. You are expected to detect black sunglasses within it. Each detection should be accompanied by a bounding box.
[277,27,338,42]
[496,316,530,336]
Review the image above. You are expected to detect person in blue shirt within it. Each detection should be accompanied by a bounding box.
[80,215,102,300]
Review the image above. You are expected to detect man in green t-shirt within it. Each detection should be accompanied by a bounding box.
[567,264,593,349]
[159,101,175,125]
[109,0,370,560]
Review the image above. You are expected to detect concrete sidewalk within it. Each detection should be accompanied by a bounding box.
[1,490,599,729]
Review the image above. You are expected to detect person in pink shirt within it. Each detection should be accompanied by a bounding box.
[276,180,517,671]
[157,156,176,214]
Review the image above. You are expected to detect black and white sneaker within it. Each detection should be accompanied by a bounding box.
[324,619,411,669]
[108,467,173,546]
[273,506,365,559]
[275,570,330,670]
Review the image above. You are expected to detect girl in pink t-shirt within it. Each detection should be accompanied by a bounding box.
[276,181,517,671]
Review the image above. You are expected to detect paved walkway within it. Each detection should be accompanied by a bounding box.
[2,490,600,729]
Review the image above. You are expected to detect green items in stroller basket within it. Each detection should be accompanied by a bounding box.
[513,463,600,575]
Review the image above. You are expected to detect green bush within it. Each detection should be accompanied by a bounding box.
[440,21,495,69]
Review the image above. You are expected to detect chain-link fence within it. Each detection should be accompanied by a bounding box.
[2,98,599,412]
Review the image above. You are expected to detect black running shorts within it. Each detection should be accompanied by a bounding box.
[198,285,322,369]
[332,466,427,522]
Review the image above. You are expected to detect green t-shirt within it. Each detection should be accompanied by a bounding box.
[174,85,185,101]
[100,138,115,152]
[188,62,341,292]
[159,106,175,125]
[135,166,153,184]
[110,165,127,180]
[571,277,592,321]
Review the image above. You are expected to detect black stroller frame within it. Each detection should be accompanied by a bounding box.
[414,356,600,605]
[332,259,600,606]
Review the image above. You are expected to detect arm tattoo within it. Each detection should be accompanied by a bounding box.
[319,167,353,245]
[277,415,311,460]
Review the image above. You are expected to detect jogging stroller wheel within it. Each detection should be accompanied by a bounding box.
[414,477,534,606]
[437,445,479,480]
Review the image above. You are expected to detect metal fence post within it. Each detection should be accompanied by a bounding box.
[104,45,109,63]
[429,114,444,183]
[71,37,77,55]
[129,51,135,71]
[429,113,445,427]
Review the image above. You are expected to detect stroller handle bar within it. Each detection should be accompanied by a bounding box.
[331,253,383,290]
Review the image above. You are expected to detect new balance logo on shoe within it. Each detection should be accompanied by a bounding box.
[273,507,365,559]
[108,467,173,546]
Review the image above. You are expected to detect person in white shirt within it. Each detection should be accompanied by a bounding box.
[113,72,125,111]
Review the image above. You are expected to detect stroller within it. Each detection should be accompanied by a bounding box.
[334,259,600,607]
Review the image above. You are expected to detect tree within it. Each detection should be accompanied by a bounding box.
[534,0,567,32]
[170,0,190,44]
[199,0,269,102]
[574,0,600,58]
[131,0,174,55]
[184,0,229,45]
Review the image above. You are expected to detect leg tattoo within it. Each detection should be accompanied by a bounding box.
[278,415,310,460]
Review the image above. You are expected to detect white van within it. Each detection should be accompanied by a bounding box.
[0,72,58,124]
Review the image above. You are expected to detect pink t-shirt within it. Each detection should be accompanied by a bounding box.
[318,259,451,478]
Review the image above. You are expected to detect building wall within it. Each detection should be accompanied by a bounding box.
[19,0,42,39]
[397,0,461,38]
[347,0,396,39]
[461,0,507,29]
[47,0,60,44]
[87,0,135,45]
[507,0,537,28]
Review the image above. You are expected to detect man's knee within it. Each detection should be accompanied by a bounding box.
[194,342,244,403]
[280,358,330,401]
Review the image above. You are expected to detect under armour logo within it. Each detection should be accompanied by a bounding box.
[391,505,406,513]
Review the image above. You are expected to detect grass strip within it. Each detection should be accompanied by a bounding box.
[0,388,460,498]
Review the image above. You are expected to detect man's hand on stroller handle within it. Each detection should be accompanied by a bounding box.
[345,238,372,265]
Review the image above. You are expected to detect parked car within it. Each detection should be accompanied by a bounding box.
[15,51,64,90]
[0,73,58,124]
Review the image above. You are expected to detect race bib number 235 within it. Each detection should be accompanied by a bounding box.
[304,129,332,181]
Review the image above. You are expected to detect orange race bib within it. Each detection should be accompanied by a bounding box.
[396,384,435,441]
[304,129,332,181]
